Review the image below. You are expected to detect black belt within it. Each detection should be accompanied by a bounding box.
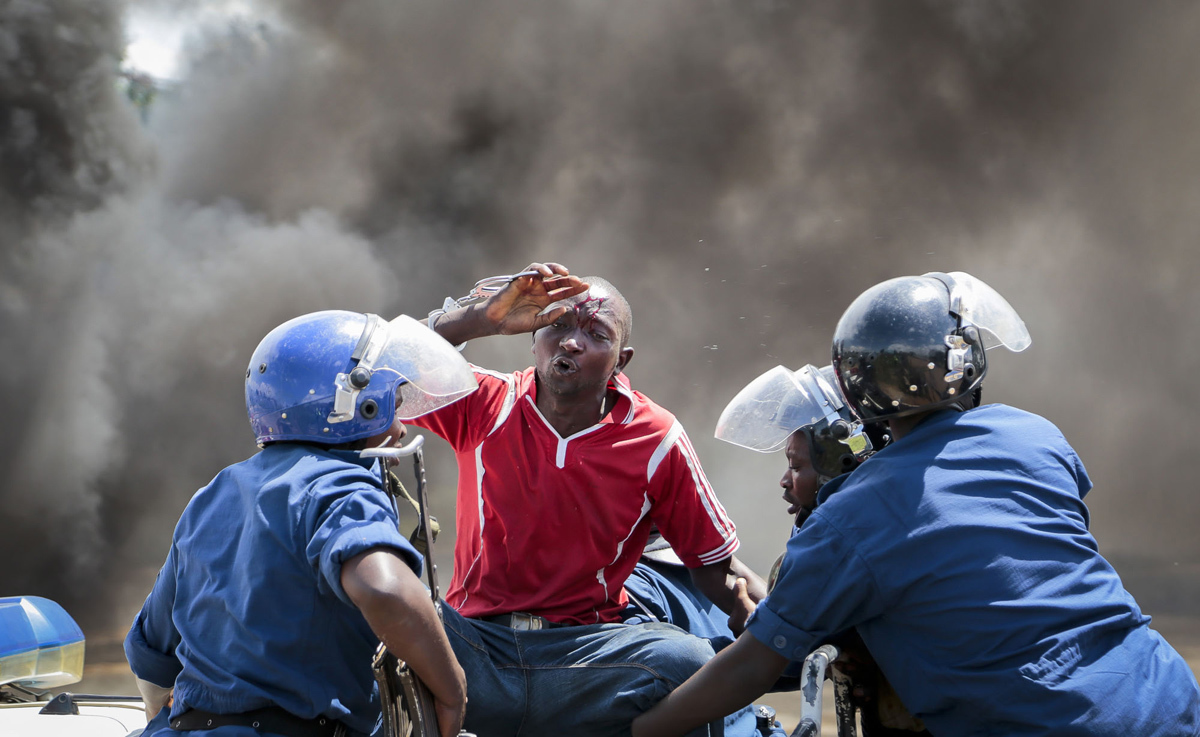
[480,612,567,630]
[170,707,346,737]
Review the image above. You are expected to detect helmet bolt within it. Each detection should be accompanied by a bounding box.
[349,367,372,389]
[259,363,267,373]
[962,326,981,345]
[948,387,957,395]
[891,400,901,406]
[927,362,935,369]
[909,384,918,392]
[830,420,851,439]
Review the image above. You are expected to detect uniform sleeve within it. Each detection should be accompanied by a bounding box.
[647,422,740,568]
[301,468,425,607]
[406,366,516,451]
[746,514,884,662]
[124,543,184,689]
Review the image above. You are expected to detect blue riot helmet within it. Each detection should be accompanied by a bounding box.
[715,364,876,483]
[832,271,1031,423]
[246,311,478,445]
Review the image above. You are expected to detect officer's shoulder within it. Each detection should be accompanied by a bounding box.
[972,403,1065,436]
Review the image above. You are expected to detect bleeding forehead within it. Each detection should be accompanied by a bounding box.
[565,290,619,326]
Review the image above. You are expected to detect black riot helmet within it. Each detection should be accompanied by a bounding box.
[832,271,1031,423]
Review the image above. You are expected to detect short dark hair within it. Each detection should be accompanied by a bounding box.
[581,276,633,348]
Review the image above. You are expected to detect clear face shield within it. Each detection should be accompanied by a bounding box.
[329,314,478,423]
[925,272,1032,383]
[715,365,872,458]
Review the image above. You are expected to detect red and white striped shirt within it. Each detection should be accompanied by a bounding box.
[410,366,739,624]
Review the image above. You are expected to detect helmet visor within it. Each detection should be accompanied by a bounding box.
[943,272,1032,352]
[374,315,478,419]
[715,365,841,453]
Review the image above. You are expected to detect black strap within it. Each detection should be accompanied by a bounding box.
[171,707,344,737]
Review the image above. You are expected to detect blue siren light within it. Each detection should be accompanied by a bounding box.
[0,596,85,689]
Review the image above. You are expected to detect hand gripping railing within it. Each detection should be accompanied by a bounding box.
[361,435,474,737]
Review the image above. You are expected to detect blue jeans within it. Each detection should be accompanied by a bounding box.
[441,605,725,737]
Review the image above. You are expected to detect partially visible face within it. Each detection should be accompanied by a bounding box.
[363,397,408,452]
[781,430,822,520]
[532,288,629,397]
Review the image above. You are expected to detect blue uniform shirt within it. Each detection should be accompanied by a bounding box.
[747,404,1200,736]
[125,444,422,736]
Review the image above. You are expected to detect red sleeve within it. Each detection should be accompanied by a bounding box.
[407,366,517,452]
[648,422,740,568]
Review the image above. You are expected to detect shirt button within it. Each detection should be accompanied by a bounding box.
[772,635,787,649]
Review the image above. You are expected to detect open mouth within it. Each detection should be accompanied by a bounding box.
[552,356,578,374]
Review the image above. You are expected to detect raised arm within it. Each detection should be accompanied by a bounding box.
[342,547,467,737]
[431,262,587,345]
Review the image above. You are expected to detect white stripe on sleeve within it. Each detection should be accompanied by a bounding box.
[678,430,735,536]
[647,421,685,483]
[698,536,740,565]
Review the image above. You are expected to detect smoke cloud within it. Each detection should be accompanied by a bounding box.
[3,0,1200,636]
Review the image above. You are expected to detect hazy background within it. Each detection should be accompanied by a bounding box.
[3,0,1199,689]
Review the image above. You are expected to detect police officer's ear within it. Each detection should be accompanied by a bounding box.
[614,346,634,375]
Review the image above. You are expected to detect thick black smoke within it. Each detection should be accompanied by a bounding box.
[3,0,1200,637]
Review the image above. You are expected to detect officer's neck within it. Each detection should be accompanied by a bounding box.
[887,411,935,441]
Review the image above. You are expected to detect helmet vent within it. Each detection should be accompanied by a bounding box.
[258,363,268,374]
[360,399,378,419]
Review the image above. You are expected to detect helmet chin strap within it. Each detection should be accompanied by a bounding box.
[959,386,984,411]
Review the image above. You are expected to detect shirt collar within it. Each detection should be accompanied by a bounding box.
[525,369,636,426]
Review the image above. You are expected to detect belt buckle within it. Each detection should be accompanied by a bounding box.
[511,612,543,631]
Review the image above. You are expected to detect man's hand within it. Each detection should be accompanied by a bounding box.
[432,262,587,345]
[726,578,758,635]
[486,262,587,335]
[688,556,768,634]
[134,677,172,720]
[435,696,467,737]
[342,548,467,737]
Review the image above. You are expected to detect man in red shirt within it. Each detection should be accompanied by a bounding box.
[411,263,767,736]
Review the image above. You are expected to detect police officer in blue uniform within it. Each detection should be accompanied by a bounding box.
[125,311,478,737]
[634,272,1200,736]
